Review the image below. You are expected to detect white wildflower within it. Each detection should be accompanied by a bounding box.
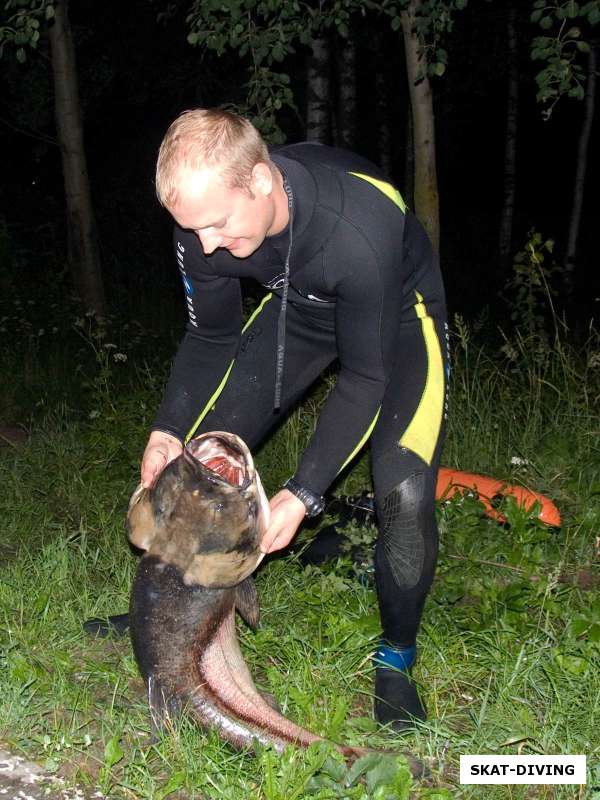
[113,352,127,363]
[588,351,600,369]
[500,342,518,361]
[510,456,528,466]
[89,410,100,419]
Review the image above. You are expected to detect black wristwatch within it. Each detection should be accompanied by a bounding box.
[283,478,325,518]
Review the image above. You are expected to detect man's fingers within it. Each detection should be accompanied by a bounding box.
[139,433,184,489]
[260,529,277,554]
[260,526,285,554]
[141,449,167,488]
[261,526,295,554]
[141,464,158,489]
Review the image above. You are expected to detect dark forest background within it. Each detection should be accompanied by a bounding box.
[0,0,598,337]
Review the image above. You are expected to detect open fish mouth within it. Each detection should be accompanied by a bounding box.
[127,431,269,588]
[185,432,254,490]
[184,433,270,531]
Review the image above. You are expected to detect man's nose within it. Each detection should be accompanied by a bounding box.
[197,229,222,255]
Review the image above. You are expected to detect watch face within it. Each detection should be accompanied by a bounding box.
[306,498,324,517]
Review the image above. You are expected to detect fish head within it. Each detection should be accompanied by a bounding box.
[128,432,270,588]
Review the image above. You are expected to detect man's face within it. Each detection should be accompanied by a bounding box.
[170,164,277,259]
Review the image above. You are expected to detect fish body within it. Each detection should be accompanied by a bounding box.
[128,432,422,774]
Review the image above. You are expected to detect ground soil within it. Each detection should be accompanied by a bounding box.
[0,748,105,800]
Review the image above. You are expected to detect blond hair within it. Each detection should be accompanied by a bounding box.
[155,108,271,208]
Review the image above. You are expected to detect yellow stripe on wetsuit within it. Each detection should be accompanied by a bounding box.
[348,172,407,213]
[184,293,273,443]
[336,292,444,472]
[337,407,381,475]
[399,291,445,466]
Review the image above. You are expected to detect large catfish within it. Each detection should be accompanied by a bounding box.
[127,432,422,774]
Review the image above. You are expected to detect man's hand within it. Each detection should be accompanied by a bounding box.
[141,431,183,488]
[260,489,307,554]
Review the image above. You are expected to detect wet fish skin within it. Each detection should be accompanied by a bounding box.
[129,554,326,751]
[127,432,424,776]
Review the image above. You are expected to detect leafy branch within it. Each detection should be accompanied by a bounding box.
[0,0,54,62]
[185,0,468,138]
[377,0,468,78]
[530,0,599,117]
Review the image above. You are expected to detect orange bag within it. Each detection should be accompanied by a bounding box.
[436,467,560,526]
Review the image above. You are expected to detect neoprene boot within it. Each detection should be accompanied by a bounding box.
[373,642,427,731]
[83,612,130,637]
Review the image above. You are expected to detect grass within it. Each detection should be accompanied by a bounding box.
[0,303,599,798]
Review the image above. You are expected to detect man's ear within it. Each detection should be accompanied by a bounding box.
[251,162,274,197]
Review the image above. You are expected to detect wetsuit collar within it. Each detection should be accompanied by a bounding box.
[270,153,317,248]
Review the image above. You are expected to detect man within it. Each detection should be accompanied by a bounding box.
[110,108,448,729]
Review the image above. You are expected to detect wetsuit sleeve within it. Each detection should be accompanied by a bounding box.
[293,228,402,496]
[152,230,243,441]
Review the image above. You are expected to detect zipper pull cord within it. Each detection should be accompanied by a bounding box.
[274,176,294,412]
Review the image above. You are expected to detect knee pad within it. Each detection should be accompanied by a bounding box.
[376,472,426,591]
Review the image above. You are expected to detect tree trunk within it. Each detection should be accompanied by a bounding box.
[401,0,440,252]
[564,40,597,300]
[336,32,356,150]
[306,34,331,143]
[498,1,519,268]
[405,106,414,208]
[48,0,105,317]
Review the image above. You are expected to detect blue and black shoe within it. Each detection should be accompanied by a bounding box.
[373,642,426,731]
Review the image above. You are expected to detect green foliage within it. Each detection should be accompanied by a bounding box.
[503,230,558,342]
[1,251,599,797]
[0,0,53,62]
[185,0,315,139]
[255,741,413,799]
[530,0,599,117]
[1,317,599,795]
[184,0,469,139]
[381,0,467,80]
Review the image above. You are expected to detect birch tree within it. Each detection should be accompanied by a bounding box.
[336,29,357,149]
[306,34,331,142]
[48,0,105,317]
[1,0,105,317]
[564,39,596,297]
[400,0,440,251]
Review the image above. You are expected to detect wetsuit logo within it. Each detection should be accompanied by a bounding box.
[176,239,198,327]
[263,273,285,290]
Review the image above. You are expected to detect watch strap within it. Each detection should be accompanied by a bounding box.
[283,478,325,518]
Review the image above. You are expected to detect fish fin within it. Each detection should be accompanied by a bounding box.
[127,483,159,550]
[235,577,260,629]
[147,674,180,737]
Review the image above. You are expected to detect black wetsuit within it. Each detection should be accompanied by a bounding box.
[153,143,449,648]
